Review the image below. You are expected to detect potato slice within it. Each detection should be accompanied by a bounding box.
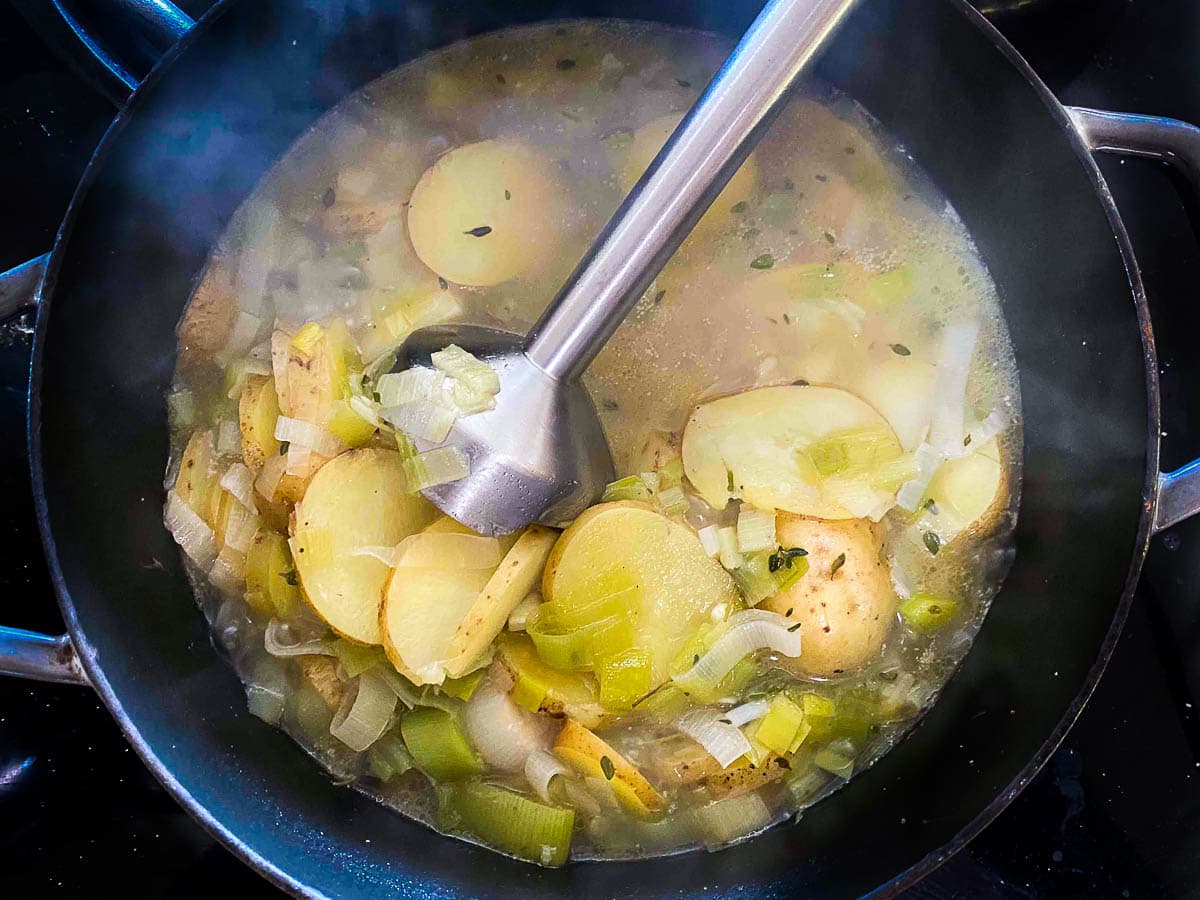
[173,430,217,519]
[702,754,790,799]
[177,263,236,356]
[407,139,568,287]
[381,565,494,685]
[238,375,281,469]
[918,437,1005,544]
[554,719,665,818]
[244,529,301,618]
[618,113,758,242]
[496,633,604,728]
[292,448,437,644]
[284,327,336,428]
[681,385,898,518]
[760,513,896,677]
[542,501,738,687]
[855,354,936,452]
[442,525,559,678]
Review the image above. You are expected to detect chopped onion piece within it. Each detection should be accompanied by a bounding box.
[686,791,775,848]
[507,593,541,632]
[273,416,343,456]
[264,618,336,658]
[676,699,771,768]
[350,545,398,567]
[270,330,291,392]
[220,462,258,510]
[381,400,457,444]
[208,546,246,594]
[255,453,286,502]
[927,320,980,451]
[525,749,571,803]
[216,419,242,456]
[222,502,259,553]
[697,524,721,558]
[285,442,312,476]
[965,408,1006,446]
[716,525,743,570]
[431,344,500,397]
[164,490,217,569]
[376,367,446,407]
[674,609,801,694]
[657,485,688,517]
[217,311,265,364]
[330,669,397,751]
[462,675,557,771]
[348,394,385,430]
[403,445,470,491]
[736,506,776,553]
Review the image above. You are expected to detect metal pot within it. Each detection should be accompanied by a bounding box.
[3,0,1200,895]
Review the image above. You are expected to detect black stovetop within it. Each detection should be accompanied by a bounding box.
[3,1,1200,896]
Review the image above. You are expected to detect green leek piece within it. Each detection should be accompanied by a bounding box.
[400,708,482,782]
[537,583,639,632]
[716,525,743,570]
[787,719,814,755]
[285,684,334,743]
[753,694,806,755]
[862,265,913,309]
[656,485,689,517]
[871,453,919,492]
[497,633,600,717]
[368,732,415,781]
[442,781,575,867]
[601,474,654,503]
[440,669,485,701]
[732,550,808,605]
[657,458,685,489]
[804,427,902,478]
[332,640,387,678]
[797,693,837,741]
[328,399,378,447]
[813,741,856,779]
[634,682,691,719]
[596,648,652,710]
[529,614,634,671]
[899,593,960,633]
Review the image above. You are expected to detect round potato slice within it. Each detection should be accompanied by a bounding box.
[407,139,567,286]
[542,501,738,687]
[760,513,896,676]
[618,113,759,241]
[681,384,899,518]
[292,449,438,644]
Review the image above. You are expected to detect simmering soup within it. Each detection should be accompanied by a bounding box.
[163,20,1020,865]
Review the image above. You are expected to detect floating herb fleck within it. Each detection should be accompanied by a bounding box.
[717,718,732,725]
[281,569,299,586]
[742,227,761,241]
[555,58,577,71]
[823,230,836,245]
[676,77,692,88]
[279,441,290,455]
[602,399,619,411]
[792,378,809,386]
[814,173,828,183]
[787,623,801,633]
[890,343,911,356]
[750,253,775,270]
[923,531,941,555]
[785,607,794,617]
[651,289,666,306]
[730,200,749,214]
[438,276,449,290]
[504,189,511,200]
[923,498,939,515]
[769,547,808,572]
[495,72,506,84]
[726,469,736,493]
[464,225,493,237]
[878,669,899,682]
[782,177,796,192]
[321,187,336,208]
[963,434,973,446]
[830,552,846,576]
[693,654,700,666]
[600,755,615,780]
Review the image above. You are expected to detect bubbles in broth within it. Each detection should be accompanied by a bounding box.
[163,20,1021,866]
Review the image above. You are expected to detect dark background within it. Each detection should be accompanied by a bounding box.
[2,0,1199,896]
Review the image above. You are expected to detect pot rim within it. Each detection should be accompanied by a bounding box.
[23,0,1160,896]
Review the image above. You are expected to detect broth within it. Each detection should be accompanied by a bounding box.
[163,20,1020,865]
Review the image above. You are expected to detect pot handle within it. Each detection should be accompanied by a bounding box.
[0,258,88,686]
[1067,107,1200,535]
[0,4,193,686]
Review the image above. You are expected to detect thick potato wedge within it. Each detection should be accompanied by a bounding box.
[542,502,738,687]
[681,385,899,518]
[442,525,559,678]
[760,513,896,677]
[292,449,437,644]
[554,719,665,818]
[238,375,281,469]
[407,139,567,287]
[173,430,217,518]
